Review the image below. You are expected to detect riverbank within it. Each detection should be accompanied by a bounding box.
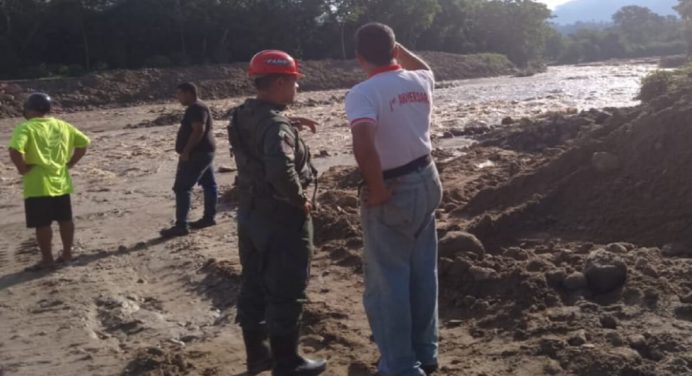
[0,52,514,119]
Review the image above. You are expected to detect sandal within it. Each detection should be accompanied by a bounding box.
[55,255,73,264]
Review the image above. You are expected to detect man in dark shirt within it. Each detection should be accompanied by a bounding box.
[161,82,218,238]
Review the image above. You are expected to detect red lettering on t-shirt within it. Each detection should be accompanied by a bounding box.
[389,91,430,112]
[397,91,429,105]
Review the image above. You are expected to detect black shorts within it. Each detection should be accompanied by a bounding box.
[24,194,73,228]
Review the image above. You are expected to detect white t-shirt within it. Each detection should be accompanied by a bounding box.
[345,66,434,171]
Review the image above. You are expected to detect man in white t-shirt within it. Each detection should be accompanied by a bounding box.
[345,23,443,376]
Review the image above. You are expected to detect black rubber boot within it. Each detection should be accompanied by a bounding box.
[270,331,326,376]
[242,329,273,375]
[422,364,438,375]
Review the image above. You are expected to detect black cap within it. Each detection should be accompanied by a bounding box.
[23,92,52,114]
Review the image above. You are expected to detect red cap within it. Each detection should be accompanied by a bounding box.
[248,50,303,78]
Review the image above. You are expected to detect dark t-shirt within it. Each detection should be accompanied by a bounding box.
[175,101,216,154]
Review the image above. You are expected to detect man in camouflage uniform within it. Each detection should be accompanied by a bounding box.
[228,50,325,376]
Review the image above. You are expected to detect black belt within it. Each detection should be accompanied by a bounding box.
[382,154,432,180]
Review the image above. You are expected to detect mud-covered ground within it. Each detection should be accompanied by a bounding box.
[3,60,692,376]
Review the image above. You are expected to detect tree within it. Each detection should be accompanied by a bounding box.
[676,0,692,54]
[323,0,364,59]
[614,5,666,46]
[473,0,552,66]
[544,25,566,62]
[418,0,481,54]
[0,0,582,79]
[358,0,441,48]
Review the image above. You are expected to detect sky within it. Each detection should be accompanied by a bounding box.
[538,0,573,9]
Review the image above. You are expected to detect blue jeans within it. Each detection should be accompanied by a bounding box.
[361,163,443,376]
[173,152,217,227]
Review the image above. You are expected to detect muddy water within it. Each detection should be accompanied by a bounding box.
[433,61,658,133]
[310,60,660,169]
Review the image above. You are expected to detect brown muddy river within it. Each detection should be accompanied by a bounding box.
[433,60,658,133]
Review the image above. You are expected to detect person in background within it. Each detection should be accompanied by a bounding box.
[160,82,218,238]
[8,93,91,271]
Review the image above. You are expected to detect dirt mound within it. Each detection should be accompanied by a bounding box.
[123,105,232,129]
[449,78,692,247]
[313,166,361,246]
[0,52,514,118]
[123,346,215,376]
[0,82,23,118]
[306,140,692,375]
[477,108,615,153]
[437,233,692,375]
[125,111,182,129]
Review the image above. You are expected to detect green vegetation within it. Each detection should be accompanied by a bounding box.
[0,0,553,79]
[473,53,516,71]
[638,64,692,103]
[639,70,676,102]
[676,0,692,53]
[3,1,689,80]
[548,5,687,64]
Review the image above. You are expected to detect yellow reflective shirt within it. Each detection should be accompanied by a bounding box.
[8,117,91,198]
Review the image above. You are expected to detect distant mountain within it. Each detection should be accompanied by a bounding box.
[553,0,678,25]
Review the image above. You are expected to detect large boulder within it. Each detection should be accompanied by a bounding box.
[439,231,485,258]
[583,249,628,294]
[563,272,588,290]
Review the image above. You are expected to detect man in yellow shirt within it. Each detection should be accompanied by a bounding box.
[8,93,90,271]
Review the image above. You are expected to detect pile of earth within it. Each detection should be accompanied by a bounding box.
[436,232,692,375]
[0,52,514,118]
[124,112,183,129]
[435,107,619,216]
[459,75,692,248]
[313,166,362,246]
[122,346,217,376]
[123,105,235,129]
[426,78,692,375]
[306,94,692,374]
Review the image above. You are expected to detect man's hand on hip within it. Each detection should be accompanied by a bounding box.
[304,200,314,215]
[363,186,392,208]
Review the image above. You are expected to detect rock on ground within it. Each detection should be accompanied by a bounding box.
[439,231,486,258]
[583,249,628,294]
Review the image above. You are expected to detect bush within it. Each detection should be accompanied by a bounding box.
[660,55,690,69]
[18,64,51,79]
[94,62,109,71]
[67,64,86,77]
[638,70,675,102]
[627,41,688,59]
[142,55,173,68]
[469,53,514,72]
[55,65,71,76]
